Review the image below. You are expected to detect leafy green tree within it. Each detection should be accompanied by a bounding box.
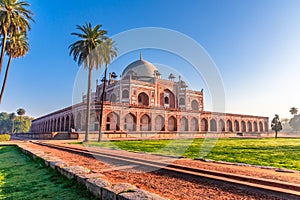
[271,114,282,139]
[98,38,117,142]
[0,111,32,133]
[0,112,10,133]
[14,115,32,133]
[69,22,108,141]
[0,0,34,74]
[0,34,29,103]
[289,107,298,116]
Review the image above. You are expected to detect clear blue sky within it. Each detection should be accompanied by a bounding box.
[0,0,299,121]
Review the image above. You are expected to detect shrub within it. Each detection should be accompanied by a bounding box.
[0,134,10,142]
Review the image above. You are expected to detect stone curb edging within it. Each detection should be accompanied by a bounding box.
[19,145,168,200]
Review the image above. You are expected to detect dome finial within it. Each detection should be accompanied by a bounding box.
[140,51,142,60]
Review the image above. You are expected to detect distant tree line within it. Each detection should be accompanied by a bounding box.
[0,108,33,133]
[289,107,300,131]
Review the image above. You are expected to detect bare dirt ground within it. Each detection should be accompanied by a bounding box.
[10,140,300,200]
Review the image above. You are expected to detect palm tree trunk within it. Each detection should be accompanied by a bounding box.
[0,56,12,104]
[275,130,278,139]
[84,67,93,142]
[0,29,7,74]
[98,64,108,142]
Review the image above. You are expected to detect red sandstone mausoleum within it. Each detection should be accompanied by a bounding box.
[31,55,269,139]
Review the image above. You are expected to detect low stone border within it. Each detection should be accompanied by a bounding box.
[19,145,167,200]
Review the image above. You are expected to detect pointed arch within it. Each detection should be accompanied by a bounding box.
[241,121,246,132]
[191,117,199,131]
[138,92,149,106]
[122,90,129,99]
[180,117,188,131]
[247,121,252,132]
[168,116,177,131]
[57,118,60,131]
[254,121,258,132]
[140,114,151,131]
[234,120,240,132]
[106,112,120,131]
[61,117,65,131]
[259,122,263,132]
[155,115,165,131]
[54,119,57,132]
[218,119,225,132]
[124,113,136,131]
[71,115,74,129]
[76,113,82,131]
[201,118,208,131]
[191,100,199,111]
[160,89,175,108]
[210,119,217,131]
[179,98,185,106]
[226,120,233,132]
[66,115,70,131]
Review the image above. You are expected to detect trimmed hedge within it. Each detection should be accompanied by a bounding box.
[0,134,10,142]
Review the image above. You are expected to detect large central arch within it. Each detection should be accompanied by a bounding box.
[138,92,149,106]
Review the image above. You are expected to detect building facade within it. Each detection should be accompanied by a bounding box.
[31,56,269,136]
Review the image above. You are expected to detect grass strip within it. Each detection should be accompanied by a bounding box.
[0,145,96,200]
[74,138,300,171]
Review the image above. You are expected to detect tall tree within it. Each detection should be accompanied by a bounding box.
[0,33,29,103]
[98,38,117,142]
[0,0,34,74]
[9,112,15,133]
[271,114,282,139]
[289,107,298,116]
[69,22,108,141]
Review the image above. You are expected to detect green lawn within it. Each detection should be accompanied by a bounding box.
[78,138,300,171]
[0,145,96,200]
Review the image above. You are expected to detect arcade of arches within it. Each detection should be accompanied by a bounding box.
[31,104,269,134]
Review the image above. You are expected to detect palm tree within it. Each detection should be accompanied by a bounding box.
[98,38,117,142]
[0,33,29,103]
[0,0,34,74]
[69,22,108,141]
[289,107,298,116]
[17,108,25,116]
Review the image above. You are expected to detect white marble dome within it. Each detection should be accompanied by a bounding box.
[122,54,158,78]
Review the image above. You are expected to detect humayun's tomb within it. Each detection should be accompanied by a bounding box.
[30,54,269,139]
